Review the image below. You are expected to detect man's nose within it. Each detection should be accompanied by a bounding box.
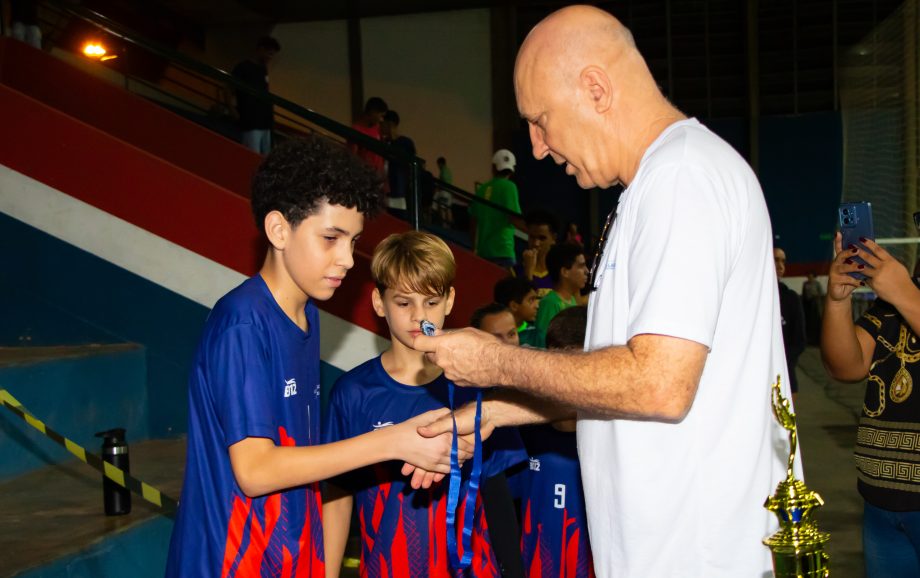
[529,124,549,160]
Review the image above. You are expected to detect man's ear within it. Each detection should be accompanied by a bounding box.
[371,287,387,318]
[264,210,290,250]
[580,66,612,113]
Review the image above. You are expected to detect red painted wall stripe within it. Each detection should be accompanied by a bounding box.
[0,44,505,335]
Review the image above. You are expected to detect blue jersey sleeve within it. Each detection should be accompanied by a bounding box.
[323,378,357,444]
[208,324,276,447]
[322,377,367,492]
[483,425,527,479]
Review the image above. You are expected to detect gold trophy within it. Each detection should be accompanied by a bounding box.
[763,377,830,577]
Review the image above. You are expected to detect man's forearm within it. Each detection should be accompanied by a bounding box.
[487,334,705,422]
[485,389,574,428]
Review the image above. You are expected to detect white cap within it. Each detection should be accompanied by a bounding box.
[492,149,516,172]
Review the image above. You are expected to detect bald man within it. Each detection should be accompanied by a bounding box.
[412,6,794,577]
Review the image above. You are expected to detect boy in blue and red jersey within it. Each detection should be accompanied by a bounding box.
[508,306,595,578]
[166,137,465,578]
[323,231,527,578]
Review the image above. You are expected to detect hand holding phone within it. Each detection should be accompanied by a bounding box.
[838,202,875,280]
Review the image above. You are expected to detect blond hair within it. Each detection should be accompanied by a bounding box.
[371,231,456,296]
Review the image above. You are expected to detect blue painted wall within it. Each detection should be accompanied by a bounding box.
[0,213,207,437]
[0,347,149,480]
[1,213,363,440]
[760,112,842,265]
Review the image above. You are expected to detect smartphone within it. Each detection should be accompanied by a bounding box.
[838,201,874,280]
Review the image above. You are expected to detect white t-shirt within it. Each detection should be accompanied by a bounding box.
[579,119,795,577]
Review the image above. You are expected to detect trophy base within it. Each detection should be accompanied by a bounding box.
[771,550,830,578]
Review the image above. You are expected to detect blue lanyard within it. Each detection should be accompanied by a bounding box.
[445,383,483,571]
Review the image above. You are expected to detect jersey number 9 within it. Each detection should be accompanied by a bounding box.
[554,484,566,509]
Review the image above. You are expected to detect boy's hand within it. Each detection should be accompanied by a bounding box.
[412,328,505,387]
[392,409,473,488]
[827,232,864,302]
[522,249,537,279]
[401,402,496,489]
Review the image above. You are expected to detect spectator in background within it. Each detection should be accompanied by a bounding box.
[10,0,41,49]
[350,97,389,175]
[232,36,280,154]
[470,149,524,272]
[437,156,453,184]
[507,305,593,578]
[471,303,521,346]
[565,222,584,247]
[381,110,416,219]
[433,157,454,226]
[534,242,587,347]
[514,210,559,298]
[774,247,806,398]
[494,276,541,348]
[821,234,920,578]
[802,271,825,345]
[470,302,528,578]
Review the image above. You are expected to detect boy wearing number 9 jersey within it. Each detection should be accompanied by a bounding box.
[508,306,595,578]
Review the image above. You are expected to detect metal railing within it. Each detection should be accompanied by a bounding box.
[37,0,523,238]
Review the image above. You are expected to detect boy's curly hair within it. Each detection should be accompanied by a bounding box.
[251,134,384,229]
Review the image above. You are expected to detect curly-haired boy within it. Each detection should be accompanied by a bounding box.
[166,136,463,577]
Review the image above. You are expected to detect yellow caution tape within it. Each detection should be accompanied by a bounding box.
[0,389,178,515]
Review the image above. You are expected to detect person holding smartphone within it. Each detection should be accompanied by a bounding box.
[821,231,920,578]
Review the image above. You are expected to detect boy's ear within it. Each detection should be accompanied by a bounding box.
[371,287,387,318]
[264,210,290,250]
[558,266,573,286]
[444,287,456,316]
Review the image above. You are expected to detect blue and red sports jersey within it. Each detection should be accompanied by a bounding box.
[166,275,324,578]
[324,356,527,578]
[508,425,594,578]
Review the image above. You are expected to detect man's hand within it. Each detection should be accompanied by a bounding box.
[401,402,496,489]
[827,232,864,302]
[389,409,473,486]
[411,328,506,387]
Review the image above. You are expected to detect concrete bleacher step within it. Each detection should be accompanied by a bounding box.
[0,437,185,577]
[0,344,151,481]
[0,343,179,576]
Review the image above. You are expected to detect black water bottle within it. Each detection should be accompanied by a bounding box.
[95,428,132,515]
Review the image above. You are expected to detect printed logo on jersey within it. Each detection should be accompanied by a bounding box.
[529,457,541,471]
[284,378,297,398]
[372,421,395,430]
[313,383,321,398]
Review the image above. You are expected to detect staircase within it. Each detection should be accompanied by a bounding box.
[0,7,505,575]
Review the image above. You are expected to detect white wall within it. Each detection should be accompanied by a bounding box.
[361,9,493,192]
[258,10,492,193]
[270,20,352,128]
[195,10,493,192]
